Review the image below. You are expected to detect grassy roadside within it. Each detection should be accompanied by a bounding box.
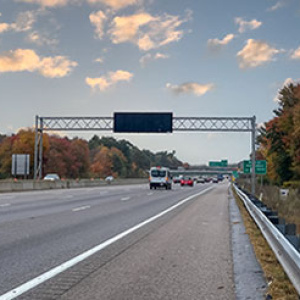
[232,187,299,300]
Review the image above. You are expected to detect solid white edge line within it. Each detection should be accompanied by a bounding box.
[0,186,214,300]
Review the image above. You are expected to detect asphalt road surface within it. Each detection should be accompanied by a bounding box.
[0,181,265,299]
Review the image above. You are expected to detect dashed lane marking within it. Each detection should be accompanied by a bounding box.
[72,206,91,212]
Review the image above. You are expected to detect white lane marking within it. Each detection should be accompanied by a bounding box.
[65,195,74,199]
[0,203,11,207]
[147,192,153,196]
[121,197,130,201]
[72,206,91,212]
[0,186,213,300]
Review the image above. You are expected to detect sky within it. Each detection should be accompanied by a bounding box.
[0,0,300,165]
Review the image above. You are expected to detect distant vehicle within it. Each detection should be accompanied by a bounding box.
[149,166,172,190]
[212,177,218,183]
[197,177,205,184]
[217,174,224,182]
[105,176,114,182]
[205,177,212,183]
[173,177,181,184]
[180,177,194,187]
[43,173,60,181]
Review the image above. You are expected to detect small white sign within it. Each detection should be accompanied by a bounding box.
[12,154,30,175]
[280,189,289,197]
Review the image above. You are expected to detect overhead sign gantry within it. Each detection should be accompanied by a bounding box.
[34,113,257,194]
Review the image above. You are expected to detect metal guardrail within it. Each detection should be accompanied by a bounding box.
[233,184,300,295]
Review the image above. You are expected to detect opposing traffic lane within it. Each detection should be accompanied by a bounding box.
[0,182,214,297]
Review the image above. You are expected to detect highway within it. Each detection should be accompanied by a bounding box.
[0,182,263,299]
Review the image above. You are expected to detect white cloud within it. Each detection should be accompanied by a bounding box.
[89,10,107,39]
[16,0,70,7]
[94,57,104,63]
[87,0,140,10]
[86,70,133,91]
[207,33,235,51]
[0,9,43,34]
[235,17,262,33]
[0,49,77,77]
[291,46,300,60]
[108,11,191,51]
[27,31,58,46]
[267,1,285,11]
[139,52,169,66]
[237,39,280,69]
[166,82,214,97]
[38,56,78,78]
[0,23,10,33]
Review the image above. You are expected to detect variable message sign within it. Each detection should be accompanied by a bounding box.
[114,112,173,133]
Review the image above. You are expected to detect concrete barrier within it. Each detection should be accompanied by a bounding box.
[0,178,148,193]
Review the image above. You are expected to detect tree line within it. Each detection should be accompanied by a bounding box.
[258,82,300,186]
[0,130,183,179]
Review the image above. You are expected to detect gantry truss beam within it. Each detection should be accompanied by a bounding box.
[40,116,253,132]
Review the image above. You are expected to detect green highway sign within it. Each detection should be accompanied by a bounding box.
[243,160,251,174]
[232,171,239,178]
[243,160,267,174]
[209,160,228,167]
[255,160,267,174]
[221,160,228,167]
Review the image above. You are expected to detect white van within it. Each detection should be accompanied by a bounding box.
[149,166,172,190]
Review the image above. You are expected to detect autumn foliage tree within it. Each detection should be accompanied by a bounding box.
[258,83,300,185]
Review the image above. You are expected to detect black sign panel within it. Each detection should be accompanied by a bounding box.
[114,112,173,133]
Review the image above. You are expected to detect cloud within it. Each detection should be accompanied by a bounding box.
[87,0,140,10]
[108,11,191,51]
[139,52,169,66]
[237,39,280,69]
[207,33,235,51]
[291,46,300,60]
[86,70,133,91]
[0,23,10,33]
[16,0,70,7]
[0,9,42,34]
[27,31,58,46]
[166,82,214,97]
[235,17,262,33]
[38,56,78,78]
[94,57,104,63]
[90,10,107,39]
[267,1,285,11]
[0,49,77,77]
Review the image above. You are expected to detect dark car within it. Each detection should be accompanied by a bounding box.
[173,177,181,184]
[180,177,194,187]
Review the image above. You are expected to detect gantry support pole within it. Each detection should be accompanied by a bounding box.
[251,116,256,195]
[34,115,39,180]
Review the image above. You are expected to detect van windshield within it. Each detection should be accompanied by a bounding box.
[151,170,166,177]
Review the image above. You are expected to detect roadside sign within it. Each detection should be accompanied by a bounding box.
[12,154,30,176]
[255,160,267,175]
[243,160,251,174]
[243,160,267,174]
[232,171,239,178]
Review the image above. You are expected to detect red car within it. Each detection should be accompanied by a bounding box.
[180,177,194,187]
